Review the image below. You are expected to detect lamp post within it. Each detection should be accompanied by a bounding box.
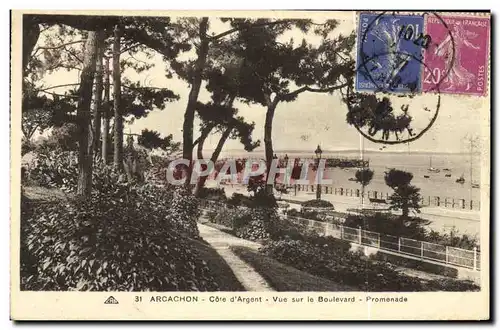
[284,154,289,186]
[314,145,323,200]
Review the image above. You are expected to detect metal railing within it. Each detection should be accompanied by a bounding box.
[283,215,481,271]
[199,199,481,271]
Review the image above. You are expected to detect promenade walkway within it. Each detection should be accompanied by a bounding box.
[198,223,275,292]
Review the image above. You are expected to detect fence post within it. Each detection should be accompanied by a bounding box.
[462,199,466,209]
[398,237,401,252]
[473,247,477,271]
[358,226,362,244]
[445,246,449,264]
[340,225,344,239]
[470,200,473,210]
[420,241,424,259]
[377,233,381,248]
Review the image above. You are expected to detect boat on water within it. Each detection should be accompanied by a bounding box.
[445,174,452,177]
[472,182,480,189]
[456,175,465,184]
[443,168,451,171]
[423,175,430,179]
[428,156,440,173]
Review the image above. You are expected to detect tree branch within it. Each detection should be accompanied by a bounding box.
[280,81,349,101]
[36,83,80,92]
[34,40,84,53]
[38,90,78,98]
[120,42,142,54]
[209,19,292,41]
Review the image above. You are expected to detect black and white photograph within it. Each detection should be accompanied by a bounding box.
[11,9,490,320]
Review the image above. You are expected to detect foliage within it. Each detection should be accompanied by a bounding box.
[384,168,414,189]
[21,106,52,140]
[24,149,79,191]
[137,129,181,155]
[20,184,218,291]
[384,169,422,218]
[227,193,253,208]
[426,228,479,251]
[227,190,277,209]
[197,187,227,202]
[302,199,334,208]
[344,213,429,240]
[344,212,479,250]
[355,168,374,187]
[208,203,278,241]
[259,238,479,291]
[31,124,80,153]
[166,186,202,238]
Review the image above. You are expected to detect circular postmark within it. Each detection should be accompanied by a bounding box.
[359,11,455,93]
[347,50,441,145]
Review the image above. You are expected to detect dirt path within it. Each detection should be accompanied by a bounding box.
[198,224,275,292]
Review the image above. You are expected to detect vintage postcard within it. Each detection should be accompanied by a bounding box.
[10,10,490,320]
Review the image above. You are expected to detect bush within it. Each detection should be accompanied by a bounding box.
[344,212,428,240]
[20,184,218,291]
[344,212,479,250]
[197,187,227,202]
[24,149,79,190]
[227,193,253,208]
[302,199,334,208]
[166,186,201,238]
[259,238,479,292]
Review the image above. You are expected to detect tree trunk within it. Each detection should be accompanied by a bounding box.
[264,100,278,194]
[101,57,111,163]
[112,25,124,172]
[22,16,40,75]
[182,17,209,186]
[196,124,215,160]
[194,124,234,197]
[92,34,105,158]
[76,31,100,198]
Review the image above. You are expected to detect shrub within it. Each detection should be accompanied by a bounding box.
[166,186,201,238]
[234,220,270,241]
[20,186,218,291]
[259,238,479,292]
[24,149,78,191]
[302,199,334,208]
[227,193,253,207]
[344,212,428,240]
[344,212,479,250]
[197,187,227,202]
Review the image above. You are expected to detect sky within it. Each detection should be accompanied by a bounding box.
[36,12,487,156]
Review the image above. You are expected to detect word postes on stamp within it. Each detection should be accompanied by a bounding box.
[423,15,490,96]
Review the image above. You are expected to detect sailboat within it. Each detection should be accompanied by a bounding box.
[456,174,465,184]
[428,156,440,173]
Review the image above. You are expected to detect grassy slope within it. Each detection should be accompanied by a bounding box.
[230,246,357,292]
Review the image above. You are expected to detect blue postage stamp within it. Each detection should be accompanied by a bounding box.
[356,12,425,93]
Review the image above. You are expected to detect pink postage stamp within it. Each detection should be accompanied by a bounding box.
[422,14,490,96]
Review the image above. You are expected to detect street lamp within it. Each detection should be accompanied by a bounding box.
[314,145,323,200]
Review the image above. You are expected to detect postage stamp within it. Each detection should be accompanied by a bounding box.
[356,12,425,93]
[422,15,490,96]
[10,10,490,321]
